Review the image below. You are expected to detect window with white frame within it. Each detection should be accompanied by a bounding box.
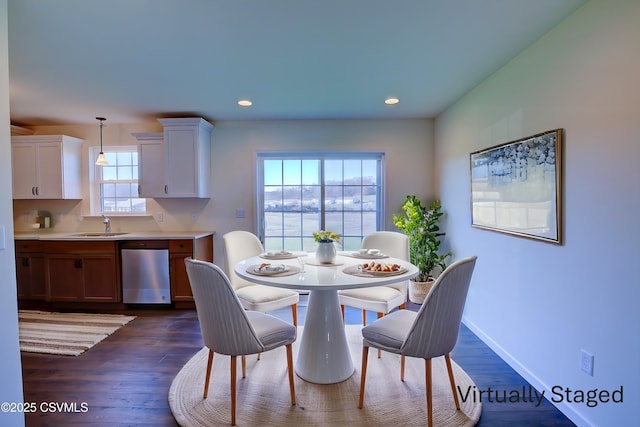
[257,153,384,252]
[91,146,146,214]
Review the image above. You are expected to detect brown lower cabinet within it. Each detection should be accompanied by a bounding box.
[15,240,46,300]
[16,234,213,306]
[170,236,214,303]
[44,241,120,302]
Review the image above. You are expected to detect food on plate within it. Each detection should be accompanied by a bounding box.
[257,263,285,272]
[359,262,401,272]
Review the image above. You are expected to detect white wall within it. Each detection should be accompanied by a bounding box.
[209,119,434,267]
[435,0,639,425]
[16,118,434,273]
[0,0,26,425]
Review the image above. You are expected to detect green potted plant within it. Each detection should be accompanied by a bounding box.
[392,195,451,303]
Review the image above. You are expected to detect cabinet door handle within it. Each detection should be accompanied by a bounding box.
[138,185,141,195]
[22,257,29,267]
[35,187,39,196]
[32,187,36,196]
[164,185,168,194]
[75,259,83,268]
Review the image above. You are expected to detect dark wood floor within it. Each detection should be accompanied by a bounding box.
[20,301,576,426]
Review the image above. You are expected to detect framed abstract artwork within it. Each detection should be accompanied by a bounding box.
[470,129,563,244]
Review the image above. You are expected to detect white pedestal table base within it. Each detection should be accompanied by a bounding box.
[295,289,354,384]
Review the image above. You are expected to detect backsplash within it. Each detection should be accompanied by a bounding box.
[13,198,212,234]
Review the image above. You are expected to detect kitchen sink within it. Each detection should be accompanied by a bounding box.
[70,232,129,237]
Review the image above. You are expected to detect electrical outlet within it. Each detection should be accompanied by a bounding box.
[191,213,197,222]
[157,212,164,222]
[580,350,594,376]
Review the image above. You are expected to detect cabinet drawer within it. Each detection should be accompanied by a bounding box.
[15,240,43,253]
[43,240,116,254]
[170,240,193,253]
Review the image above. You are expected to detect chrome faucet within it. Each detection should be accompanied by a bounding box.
[102,214,111,233]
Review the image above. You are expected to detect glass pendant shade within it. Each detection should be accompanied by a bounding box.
[95,117,108,165]
[95,152,108,165]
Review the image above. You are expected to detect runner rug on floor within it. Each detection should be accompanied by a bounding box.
[18,310,136,356]
[169,325,482,426]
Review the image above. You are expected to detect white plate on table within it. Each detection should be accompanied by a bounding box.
[247,264,300,276]
[346,252,389,259]
[343,264,408,277]
[259,251,298,260]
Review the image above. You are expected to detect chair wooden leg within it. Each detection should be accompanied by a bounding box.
[286,343,296,406]
[358,346,369,408]
[445,353,461,410]
[203,349,214,398]
[399,303,406,310]
[425,358,433,427]
[400,355,406,381]
[341,305,345,324]
[230,356,237,426]
[362,309,367,326]
[291,304,298,327]
[241,355,246,378]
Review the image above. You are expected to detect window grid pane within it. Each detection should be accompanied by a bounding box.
[260,155,381,252]
[97,147,146,213]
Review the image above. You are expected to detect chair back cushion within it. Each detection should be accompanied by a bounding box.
[401,256,477,358]
[362,231,410,293]
[361,231,409,260]
[223,230,265,290]
[185,258,264,355]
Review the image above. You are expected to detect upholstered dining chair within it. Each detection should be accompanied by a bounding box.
[223,230,299,326]
[184,258,297,426]
[339,231,410,326]
[358,256,477,427]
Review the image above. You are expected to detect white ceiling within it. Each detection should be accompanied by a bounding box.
[7,0,587,126]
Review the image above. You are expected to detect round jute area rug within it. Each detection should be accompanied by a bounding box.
[169,325,481,426]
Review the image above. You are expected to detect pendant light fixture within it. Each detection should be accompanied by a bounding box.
[95,117,108,165]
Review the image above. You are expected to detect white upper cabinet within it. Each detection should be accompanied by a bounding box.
[136,118,213,199]
[11,135,83,200]
[132,132,165,198]
[159,118,213,198]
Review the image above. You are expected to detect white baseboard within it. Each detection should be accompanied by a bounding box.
[461,315,593,427]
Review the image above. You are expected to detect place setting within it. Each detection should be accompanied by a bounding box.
[259,250,300,260]
[343,261,408,278]
[341,248,390,259]
[246,262,300,277]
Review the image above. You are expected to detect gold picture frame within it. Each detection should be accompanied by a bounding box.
[470,129,563,244]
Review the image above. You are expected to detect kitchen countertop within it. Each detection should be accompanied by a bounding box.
[14,231,215,241]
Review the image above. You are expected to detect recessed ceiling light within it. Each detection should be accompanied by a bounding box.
[385,98,400,105]
[238,100,253,107]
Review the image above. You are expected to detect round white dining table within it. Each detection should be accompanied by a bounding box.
[234,253,418,384]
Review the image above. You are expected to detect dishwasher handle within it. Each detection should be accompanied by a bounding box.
[120,240,169,250]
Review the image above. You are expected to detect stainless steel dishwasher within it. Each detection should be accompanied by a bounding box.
[121,241,171,304]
